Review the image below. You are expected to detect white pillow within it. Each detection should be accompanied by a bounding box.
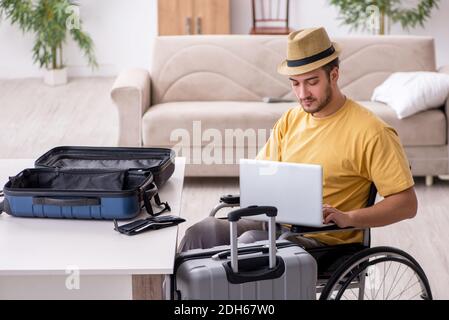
[371,72,449,119]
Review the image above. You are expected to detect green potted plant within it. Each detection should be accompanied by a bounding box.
[0,0,97,86]
[329,0,440,35]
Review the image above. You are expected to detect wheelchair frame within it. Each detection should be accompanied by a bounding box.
[209,184,433,300]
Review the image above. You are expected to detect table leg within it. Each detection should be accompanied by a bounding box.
[132,275,164,300]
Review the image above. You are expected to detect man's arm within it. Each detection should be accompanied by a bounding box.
[323,187,417,228]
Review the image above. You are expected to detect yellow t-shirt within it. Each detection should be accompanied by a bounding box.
[256,98,414,245]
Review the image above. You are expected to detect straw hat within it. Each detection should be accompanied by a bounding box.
[277,27,341,76]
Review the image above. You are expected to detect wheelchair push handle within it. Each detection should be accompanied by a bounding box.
[227,205,277,222]
[220,194,240,205]
[228,205,278,273]
[0,190,3,214]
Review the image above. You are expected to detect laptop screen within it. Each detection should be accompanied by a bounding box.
[239,159,324,227]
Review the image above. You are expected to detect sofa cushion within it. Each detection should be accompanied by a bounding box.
[150,35,436,104]
[142,101,295,147]
[371,72,449,119]
[361,101,446,146]
[142,101,446,148]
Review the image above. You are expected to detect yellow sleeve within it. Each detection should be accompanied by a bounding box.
[364,127,414,197]
[256,110,290,161]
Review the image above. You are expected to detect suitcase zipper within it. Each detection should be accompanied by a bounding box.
[174,242,298,272]
[3,168,152,197]
[36,147,174,170]
[39,154,174,174]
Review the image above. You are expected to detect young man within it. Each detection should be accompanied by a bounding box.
[178,27,417,252]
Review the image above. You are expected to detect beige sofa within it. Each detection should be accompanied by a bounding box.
[111,35,449,183]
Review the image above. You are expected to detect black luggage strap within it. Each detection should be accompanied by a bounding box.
[141,182,171,217]
[153,193,171,215]
[143,191,171,217]
[113,180,176,236]
[113,215,185,236]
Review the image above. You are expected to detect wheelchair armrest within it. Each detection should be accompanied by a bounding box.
[209,194,241,217]
[278,225,363,241]
[289,225,361,235]
[220,194,240,205]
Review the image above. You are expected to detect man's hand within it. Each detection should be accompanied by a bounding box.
[322,187,417,229]
[323,204,354,228]
[322,187,417,228]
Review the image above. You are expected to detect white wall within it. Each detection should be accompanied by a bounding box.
[231,0,449,68]
[1,0,448,78]
[0,0,157,78]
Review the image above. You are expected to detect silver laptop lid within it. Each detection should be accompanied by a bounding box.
[239,159,323,227]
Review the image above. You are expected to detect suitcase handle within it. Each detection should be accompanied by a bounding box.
[228,206,278,273]
[32,197,100,206]
[227,205,277,222]
[213,246,269,260]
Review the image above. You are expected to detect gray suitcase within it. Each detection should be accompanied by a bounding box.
[172,206,317,300]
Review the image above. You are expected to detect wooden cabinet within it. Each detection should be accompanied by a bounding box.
[158,0,230,35]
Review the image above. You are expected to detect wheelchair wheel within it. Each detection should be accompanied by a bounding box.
[319,246,432,300]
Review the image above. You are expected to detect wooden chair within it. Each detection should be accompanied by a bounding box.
[250,0,293,35]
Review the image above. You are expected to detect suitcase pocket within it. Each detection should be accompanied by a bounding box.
[9,169,127,191]
[47,156,165,171]
[223,255,285,284]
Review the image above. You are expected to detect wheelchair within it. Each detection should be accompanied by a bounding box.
[209,184,433,300]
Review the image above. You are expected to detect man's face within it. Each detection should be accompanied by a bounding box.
[289,67,336,115]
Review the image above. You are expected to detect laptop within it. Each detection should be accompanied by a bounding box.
[239,159,330,227]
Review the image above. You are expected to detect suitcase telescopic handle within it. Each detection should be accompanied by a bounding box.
[227,205,277,222]
[228,206,278,273]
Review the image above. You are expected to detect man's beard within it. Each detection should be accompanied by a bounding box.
[300,84,333,115]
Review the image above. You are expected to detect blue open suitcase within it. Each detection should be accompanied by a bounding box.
[0,147,175,220]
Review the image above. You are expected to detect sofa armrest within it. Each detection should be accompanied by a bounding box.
[438,65,449,74]
[111,68,151,147]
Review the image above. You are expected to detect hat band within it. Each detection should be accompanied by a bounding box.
[287,46,335,67]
